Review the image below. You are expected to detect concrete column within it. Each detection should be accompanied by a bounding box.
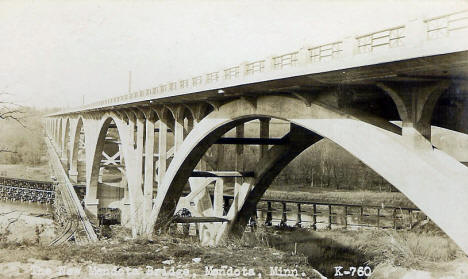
[121,177,130,226]
[85,198,99,217]
[119,113,145,236]
[158,120,167,188]
[53,119,57,145]
[67,119,78,182]
[213,179,224,217]
[57,119,60,147]
[61,122,68,162]
[143,117,155,227]
[98,167,104,183]
[259,118,270,158]
[174,114,184,154]
[128,116,136,147]
[84,118,101,219]
[233,124,245,213]
[51,119,54,140]
[136,116,144,188]
[69,169,78,183]
[186,117,194,137]
[58,119,64,155]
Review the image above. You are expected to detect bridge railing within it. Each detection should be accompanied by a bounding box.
[53,9,468,116]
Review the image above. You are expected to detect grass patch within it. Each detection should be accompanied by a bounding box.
[240,226,464,278]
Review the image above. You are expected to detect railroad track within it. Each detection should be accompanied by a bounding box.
[49,219,75,246]
[45,136,98,245]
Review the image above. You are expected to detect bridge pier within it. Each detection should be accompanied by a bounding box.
[143,111,156,231]
[158,119,168,187]
[69,169,78,183]
[122,112,146,237]
[85,198,99,217]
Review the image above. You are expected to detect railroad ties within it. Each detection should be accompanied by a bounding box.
[0,176,55,204]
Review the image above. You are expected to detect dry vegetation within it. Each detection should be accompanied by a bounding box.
[0,226,325,278]
[244,226,465,278]
[0,205,464,278]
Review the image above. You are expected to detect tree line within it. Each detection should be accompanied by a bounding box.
[0,107,51,166]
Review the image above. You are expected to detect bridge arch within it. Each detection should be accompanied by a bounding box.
[62,118,71,168]
[148,95,468,252]
[85,112,144,230]
[69,117,85,182]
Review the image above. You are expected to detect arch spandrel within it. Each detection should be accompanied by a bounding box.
[148,95,468,254]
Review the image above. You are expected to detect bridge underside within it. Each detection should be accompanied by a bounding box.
[45,50,468,254]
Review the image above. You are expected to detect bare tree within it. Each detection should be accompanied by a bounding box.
[0,92,24,153]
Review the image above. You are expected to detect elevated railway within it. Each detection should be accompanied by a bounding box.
[0,177,55,204]
[45,136,98,245]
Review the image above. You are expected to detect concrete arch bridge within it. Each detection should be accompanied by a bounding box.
[45,10,468,254]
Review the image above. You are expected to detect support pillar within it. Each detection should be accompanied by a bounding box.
[185,117,194,138]
[85,198,99,217]
[85,172,99,218]
[213,179,224,217]
[83,117,102,220]
[69,169,78,183]
[158,120,168,188]
[136,116,144,188]
[259,118,270,158]
[233,123,245,213]
[173,108,184,154]
[98,167,104,183]
[143,116,155,228]
[121,178,131,226]
[253,118,270,224]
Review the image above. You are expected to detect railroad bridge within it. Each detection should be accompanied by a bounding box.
[45,11,468,253]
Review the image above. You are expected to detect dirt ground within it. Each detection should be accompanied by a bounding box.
[0,229,326,279]
[0,202,55,245]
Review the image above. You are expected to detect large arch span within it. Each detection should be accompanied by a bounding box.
[148,95,468,253]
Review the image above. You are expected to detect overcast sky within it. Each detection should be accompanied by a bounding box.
[1,0,467,108]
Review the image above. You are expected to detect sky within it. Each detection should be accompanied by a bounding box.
[0,0,467,108]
